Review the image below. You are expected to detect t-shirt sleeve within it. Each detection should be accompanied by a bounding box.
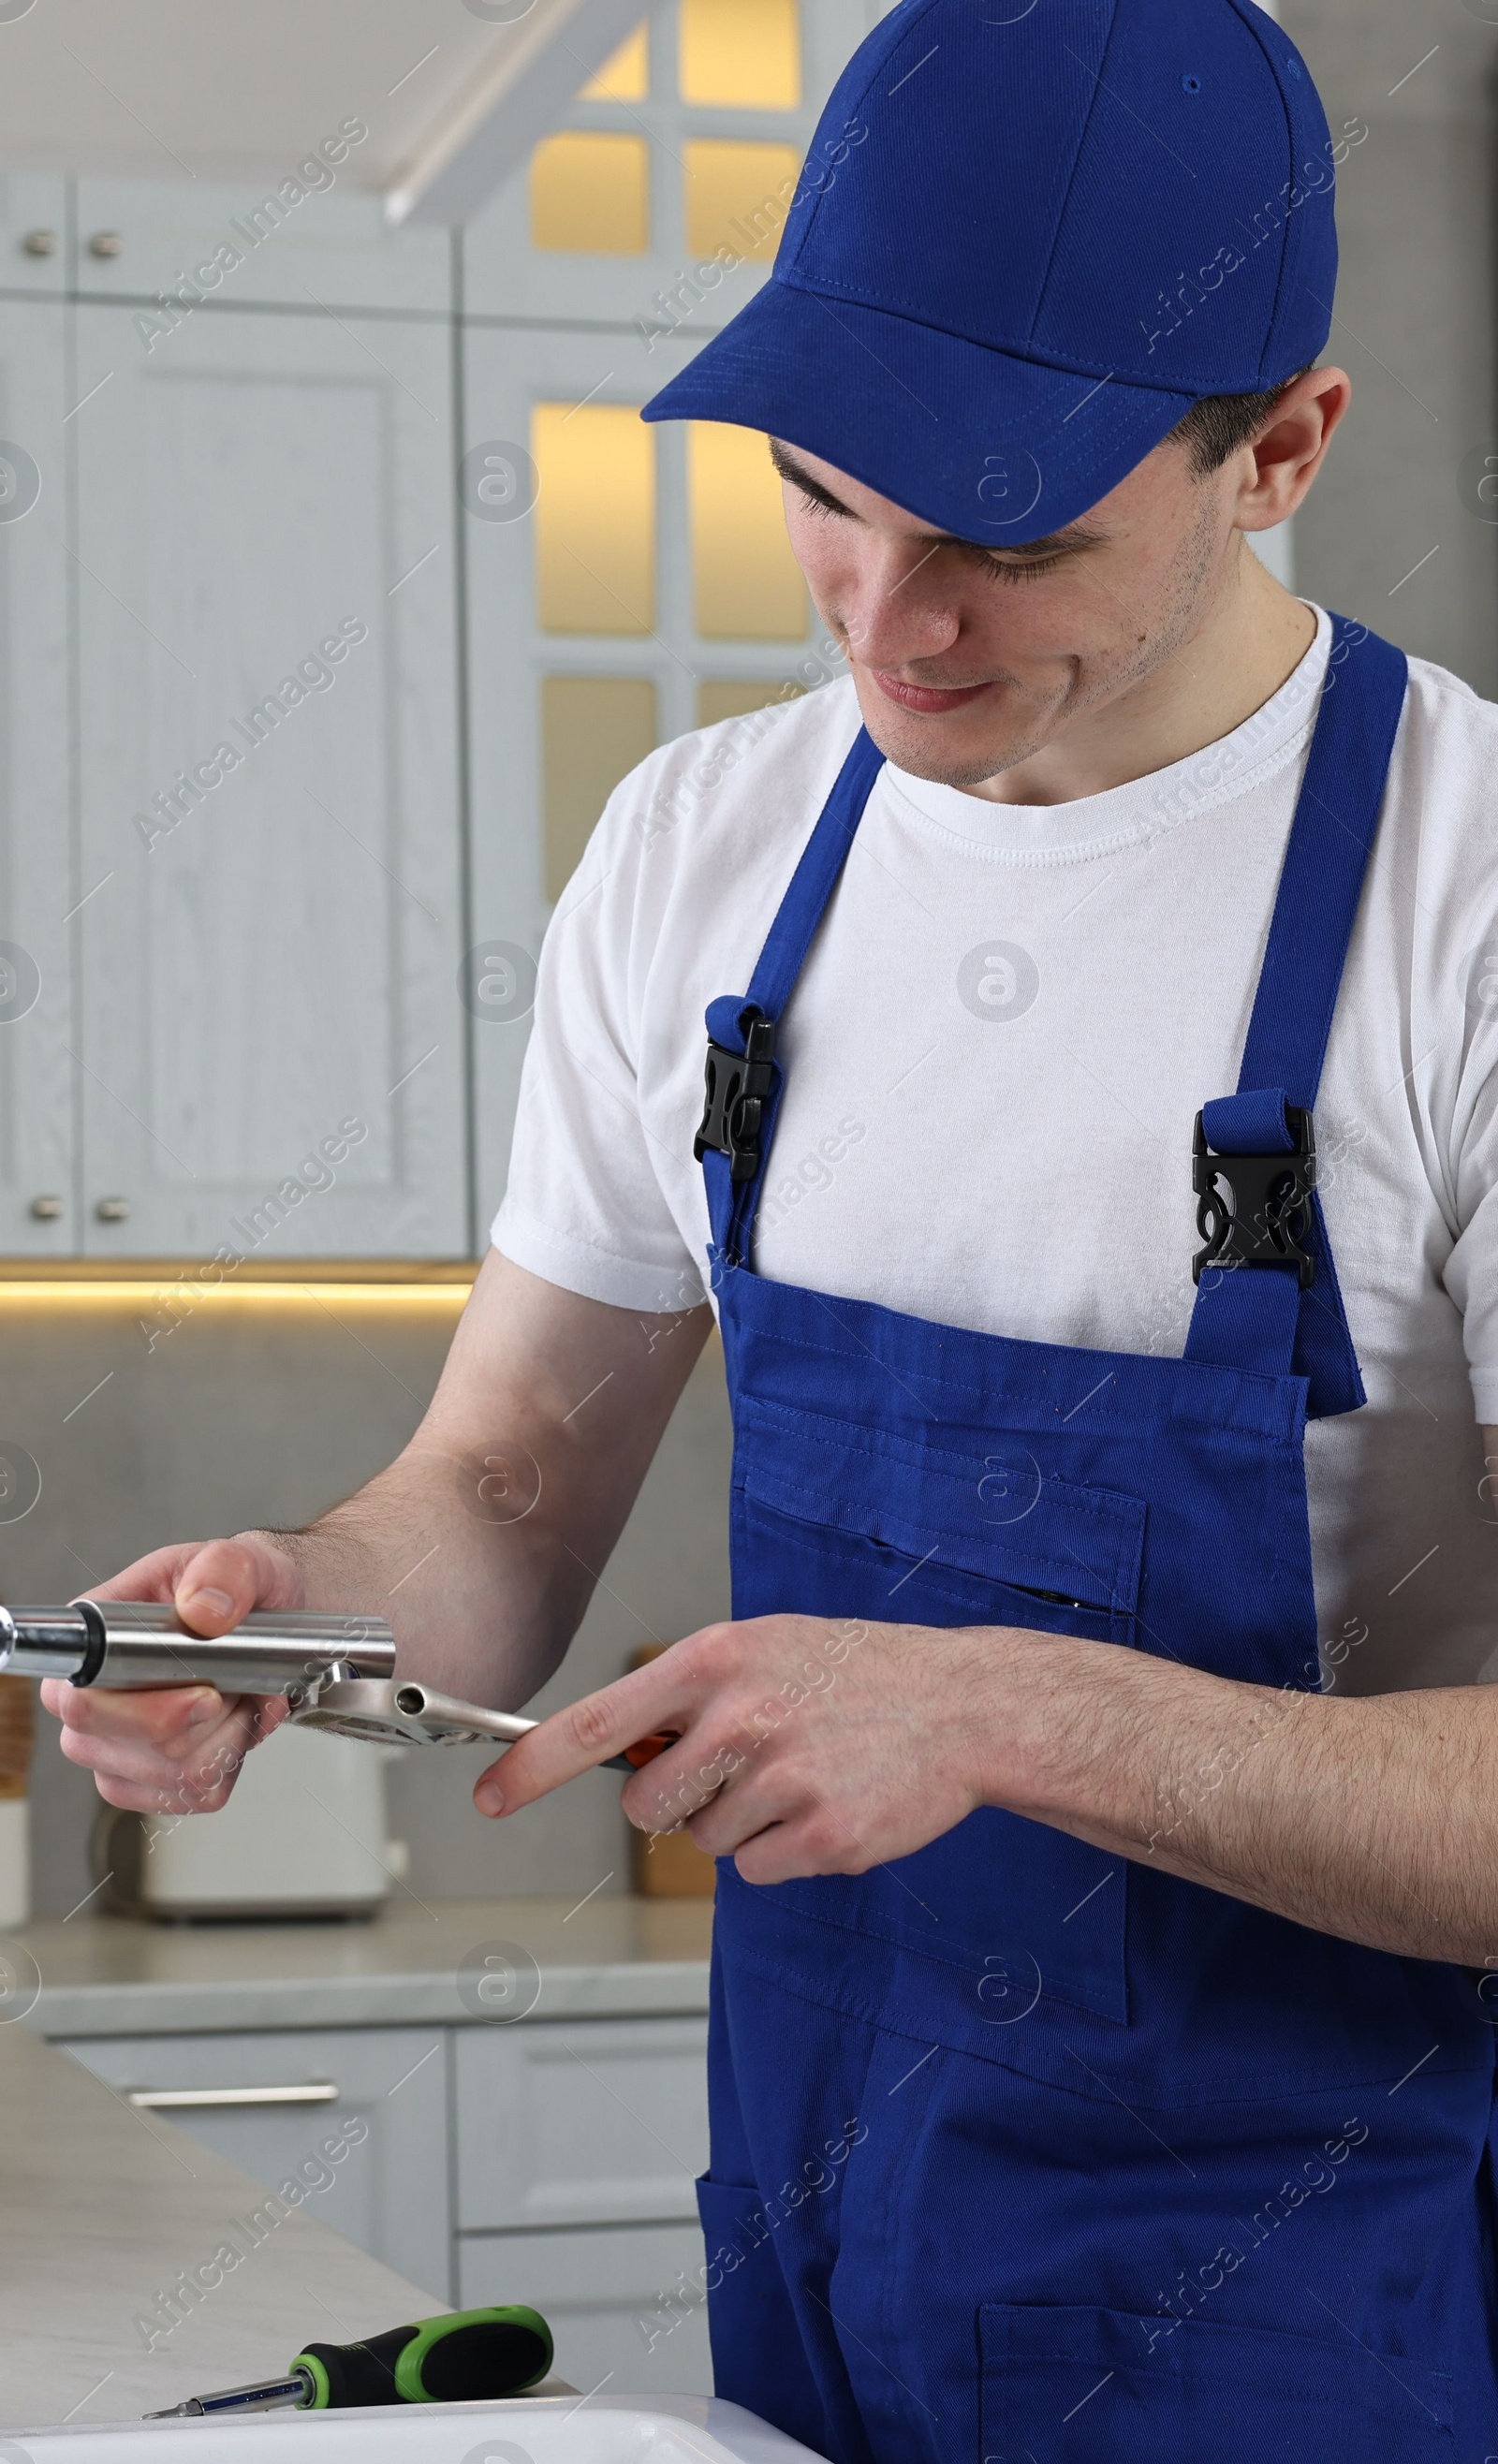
[1416,682,1498,1424]
[491,763,708,1317]
[1443,1013,1498,1425]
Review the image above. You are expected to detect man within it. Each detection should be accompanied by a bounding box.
[47,0,1498,2455]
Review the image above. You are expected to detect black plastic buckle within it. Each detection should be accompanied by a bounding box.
[1192,1107,1317,1288]
[693,1012,775,1183]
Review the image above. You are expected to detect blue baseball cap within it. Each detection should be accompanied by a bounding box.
[642,0,1338,545]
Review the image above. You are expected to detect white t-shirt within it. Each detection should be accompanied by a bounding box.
[495,606,1498,1696]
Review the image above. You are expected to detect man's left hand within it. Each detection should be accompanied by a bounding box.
[474,1614,1029,1884]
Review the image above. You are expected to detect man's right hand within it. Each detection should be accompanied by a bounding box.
[40,1533,303,1815]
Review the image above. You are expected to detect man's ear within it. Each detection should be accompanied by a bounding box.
[1239,366,1351,533]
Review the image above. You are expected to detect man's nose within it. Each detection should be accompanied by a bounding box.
[839,544,962,665]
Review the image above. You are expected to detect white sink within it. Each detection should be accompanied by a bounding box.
[3,2396,827,2463]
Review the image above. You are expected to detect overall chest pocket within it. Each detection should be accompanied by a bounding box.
[725,1398,1145,2027]
[730,1395,1145,1646]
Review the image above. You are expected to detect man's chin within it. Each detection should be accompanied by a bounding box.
[853,677,1032,793]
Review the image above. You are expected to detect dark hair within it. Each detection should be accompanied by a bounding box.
[1168,373,1306,474]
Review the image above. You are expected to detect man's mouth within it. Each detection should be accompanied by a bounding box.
[869,669,994,714]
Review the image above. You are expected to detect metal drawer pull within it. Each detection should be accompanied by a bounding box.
[127,2083,339,2110]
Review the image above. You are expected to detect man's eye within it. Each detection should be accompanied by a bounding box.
[980,551,1067,581]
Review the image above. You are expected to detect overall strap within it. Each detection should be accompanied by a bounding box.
[698,726,886,1264]
[1183,615,1409,1414]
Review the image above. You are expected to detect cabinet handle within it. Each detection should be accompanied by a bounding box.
[94,1196,130,1222]
[127,2083,339,2110]
[87,231,123,259]
[29,1195,64,1220]
[22,230,56,258]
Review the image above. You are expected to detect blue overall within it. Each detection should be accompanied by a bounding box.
[692,619,1498,2463]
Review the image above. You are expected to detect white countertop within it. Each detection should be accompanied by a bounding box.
[0,2021,477,2430]
[13,1895,713,2038]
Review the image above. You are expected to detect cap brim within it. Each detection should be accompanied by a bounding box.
[642,279,1198,545]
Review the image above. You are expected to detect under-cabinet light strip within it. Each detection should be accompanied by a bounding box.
[0,1281,475,1306]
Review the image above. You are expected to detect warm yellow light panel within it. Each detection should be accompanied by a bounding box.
[534,403,655,635]
[689,423,807,638]
[543,676,658,900]
[698,680,804,726]
[530,132,649,254]
[581,22,650,98]
[684,139,802,263]
[680,0,800,106]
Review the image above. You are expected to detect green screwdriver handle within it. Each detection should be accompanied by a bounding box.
[291,2304,552,2408]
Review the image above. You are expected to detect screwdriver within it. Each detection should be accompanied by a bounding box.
[145,2302,552,2416]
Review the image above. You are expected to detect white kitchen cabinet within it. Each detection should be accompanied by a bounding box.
[455,2016,709,2230]
[42,1984,716,2404]
[57,2026,453,2306]
[459,2220,713,2398]
[74,175,453,317]
[0,299,76,1256]
[69,301,467,1256]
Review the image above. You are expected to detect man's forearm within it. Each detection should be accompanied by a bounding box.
[239,1449,589,1709]
[236,1255,713,1709]
[994,1633,1498,1967]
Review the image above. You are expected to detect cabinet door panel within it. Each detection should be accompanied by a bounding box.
[58,2026,452,2305]
[0,300,74,1254]
[458,2220,712,2398]
[75,176,451,316]
[73,303,466,1255]
[455,2017,709,2230]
